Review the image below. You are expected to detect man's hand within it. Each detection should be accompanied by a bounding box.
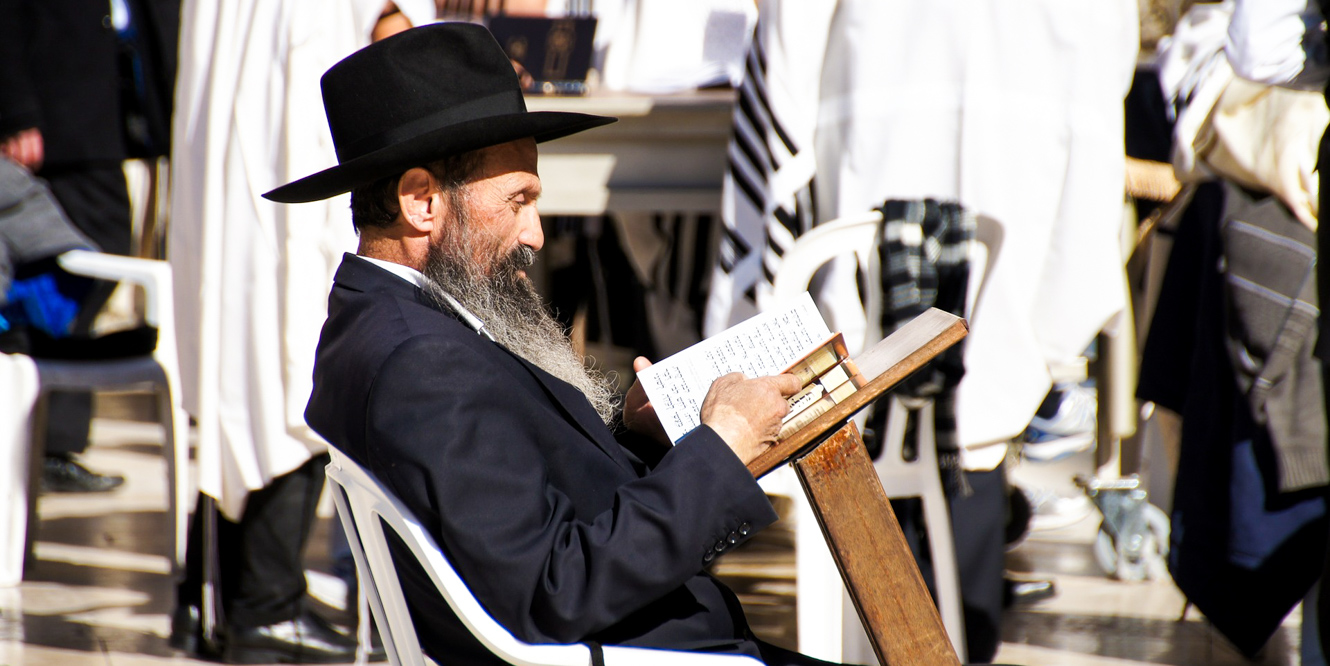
[623,356,671,447]
[1,128,44,172]
[701,372,803,466]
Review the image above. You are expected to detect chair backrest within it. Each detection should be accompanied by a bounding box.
[767,208,1003,343]
[767,210,885,346]
[324,448,761,666]
[765,208,992,661]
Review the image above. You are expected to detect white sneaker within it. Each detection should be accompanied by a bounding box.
[1022,384,1097,462]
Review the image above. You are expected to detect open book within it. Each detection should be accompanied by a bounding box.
[638,294,968,477]
[638,293,832,443]
[635,293,968,470]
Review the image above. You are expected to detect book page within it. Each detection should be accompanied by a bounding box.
[638,293,832,443]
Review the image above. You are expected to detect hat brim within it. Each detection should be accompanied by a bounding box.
[263,111,614,203]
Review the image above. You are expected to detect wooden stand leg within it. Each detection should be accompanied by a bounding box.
[793,423,960,666]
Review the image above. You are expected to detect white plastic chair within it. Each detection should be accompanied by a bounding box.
[22,250,189,576]
[0,354,38,587]
[324,447,763,666]
[766,209,970,662]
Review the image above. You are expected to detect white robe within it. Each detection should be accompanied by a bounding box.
[815,0,1139,469]
[707,0,1139,470]
[169,0,433,519]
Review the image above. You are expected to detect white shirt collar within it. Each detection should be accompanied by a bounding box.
[357,255,495,341]
[359,255,430,289]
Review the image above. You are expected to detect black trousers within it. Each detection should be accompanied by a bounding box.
[179,454,329,629]
[39,163,132,456]
[894,465,1007,663]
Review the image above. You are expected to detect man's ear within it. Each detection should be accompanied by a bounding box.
[397,167,439,233]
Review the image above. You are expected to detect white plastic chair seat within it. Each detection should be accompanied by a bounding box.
[35,356,167,392]
[324,447,763,666]
[20,250,189,577]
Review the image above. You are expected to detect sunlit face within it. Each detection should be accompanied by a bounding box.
[450,138,543,276]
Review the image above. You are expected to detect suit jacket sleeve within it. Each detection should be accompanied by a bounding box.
[363,333,777,644]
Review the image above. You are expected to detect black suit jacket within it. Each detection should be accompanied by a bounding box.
[306,255,778,663]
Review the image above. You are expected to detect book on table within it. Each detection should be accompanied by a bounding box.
[637,293,968,474]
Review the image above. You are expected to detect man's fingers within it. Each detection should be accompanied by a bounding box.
[711,372,746,389]
[632,356,653,373]
[772,373,804,396]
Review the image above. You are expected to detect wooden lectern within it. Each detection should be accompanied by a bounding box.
[748,309,969,666]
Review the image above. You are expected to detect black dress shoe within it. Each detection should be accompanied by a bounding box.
[42,454,125,493]
[169,602,226,660]
[223,609,363,664]
[168,602,202,655]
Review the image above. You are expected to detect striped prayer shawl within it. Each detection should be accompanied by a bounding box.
[874,199,976,495]
[703,4,834,336]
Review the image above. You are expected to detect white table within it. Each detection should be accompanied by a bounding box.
[526,90,735,215]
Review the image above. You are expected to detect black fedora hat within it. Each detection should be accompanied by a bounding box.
[264,22,614,204]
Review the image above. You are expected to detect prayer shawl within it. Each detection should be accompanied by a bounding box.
[876,199,975,492]
[702,0,840,339]
[1219,182,1327,492]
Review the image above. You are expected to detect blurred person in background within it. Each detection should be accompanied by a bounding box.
[0,0,176,493]
[166,0,434,662]
[1143,0,1329,658]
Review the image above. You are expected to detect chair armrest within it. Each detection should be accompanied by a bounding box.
[602,646,765,665]
[56,250,173,329]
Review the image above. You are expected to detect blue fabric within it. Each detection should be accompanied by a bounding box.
[1229,437,1326,569]
[0,269,93,338]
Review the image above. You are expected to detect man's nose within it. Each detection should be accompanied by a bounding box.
[517,204,544,252]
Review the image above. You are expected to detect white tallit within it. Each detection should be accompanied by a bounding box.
[168,0,435,519]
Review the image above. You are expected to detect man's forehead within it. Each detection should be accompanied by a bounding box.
[475,138,539,177]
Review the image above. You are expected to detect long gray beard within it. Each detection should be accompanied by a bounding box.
[421,221,621,426]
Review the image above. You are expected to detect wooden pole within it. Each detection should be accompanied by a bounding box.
[792,423,960,666]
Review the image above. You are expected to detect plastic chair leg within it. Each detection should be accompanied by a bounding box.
[157,386,190,577]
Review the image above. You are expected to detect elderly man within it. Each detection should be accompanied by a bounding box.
[266,23,837,666]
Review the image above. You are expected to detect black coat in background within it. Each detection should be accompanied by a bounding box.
[0,0,177,163]
[305,254,779,664]
[0,0,125,167]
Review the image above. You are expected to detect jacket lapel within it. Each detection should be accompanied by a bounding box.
[505,352,636,472]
